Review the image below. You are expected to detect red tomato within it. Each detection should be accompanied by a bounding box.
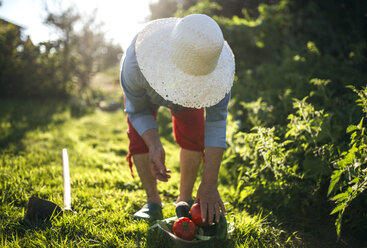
[189,203,209,226]
[173,217,197,241]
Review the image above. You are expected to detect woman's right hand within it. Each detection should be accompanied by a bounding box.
[142,129,171,182]
[149,143,171,181]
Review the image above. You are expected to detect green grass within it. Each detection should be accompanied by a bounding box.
[0,96,301,247]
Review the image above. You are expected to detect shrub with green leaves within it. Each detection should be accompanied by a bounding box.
[328,86,367,238]
[225,87,329,222]
[224,86,367,239]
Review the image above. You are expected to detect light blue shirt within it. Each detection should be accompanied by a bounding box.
[120,35,230,148]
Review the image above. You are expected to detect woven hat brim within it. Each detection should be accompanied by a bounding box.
[136,18,235,108]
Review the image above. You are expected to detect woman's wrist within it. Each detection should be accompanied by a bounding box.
[201,147,223,186]
[142,128,161,149]
[201,173,218,186]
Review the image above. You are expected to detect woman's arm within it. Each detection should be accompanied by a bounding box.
[195,147,226,224]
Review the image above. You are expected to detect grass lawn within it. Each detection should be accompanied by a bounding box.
[0,97,298,248]
[0,72,354,247]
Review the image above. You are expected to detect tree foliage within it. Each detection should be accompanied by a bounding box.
[44,6,80,89]
[0,5,123,99]
[0,22,69,98]
[149,0,280,20]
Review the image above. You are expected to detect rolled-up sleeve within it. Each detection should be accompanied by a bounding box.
[120,55,158,136]
[205,92,230,148]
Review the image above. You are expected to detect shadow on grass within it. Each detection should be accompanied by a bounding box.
[0,98,90,152]
[1,214,55,242]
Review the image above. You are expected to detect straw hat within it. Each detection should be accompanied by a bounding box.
[135,14,235,108]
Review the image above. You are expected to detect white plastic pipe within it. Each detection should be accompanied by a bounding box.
[62,148,72,210]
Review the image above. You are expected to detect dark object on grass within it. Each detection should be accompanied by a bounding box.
[25,149,73,222]
[175,201,191,218]
[26,196,62,220]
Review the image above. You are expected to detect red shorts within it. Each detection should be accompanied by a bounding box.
[126,108,205,177]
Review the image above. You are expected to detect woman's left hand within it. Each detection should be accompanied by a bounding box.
[195,182,226,225]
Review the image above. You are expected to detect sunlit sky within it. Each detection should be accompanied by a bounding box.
[0,0,157,51]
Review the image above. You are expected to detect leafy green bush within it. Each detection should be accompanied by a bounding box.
[328,86,367,238]
[226,91,331,209]
[0,23,74,98]
[224,85,367,239]
[210,1,366,136]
